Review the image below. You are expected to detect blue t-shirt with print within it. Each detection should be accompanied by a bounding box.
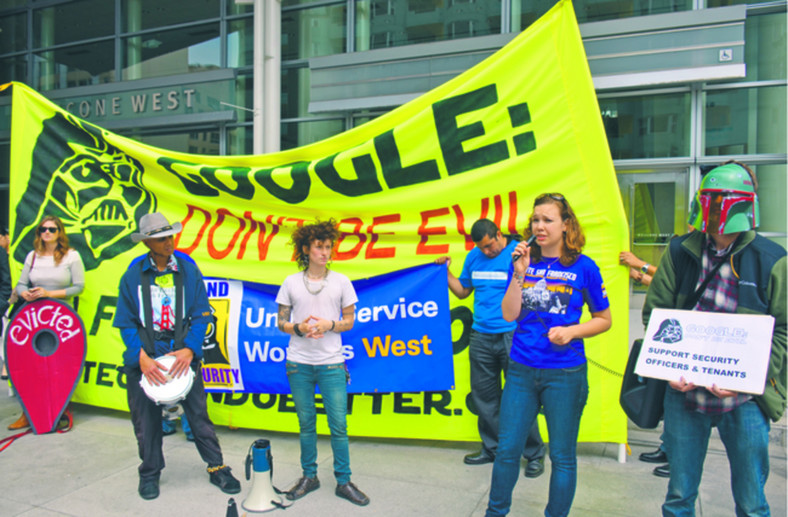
[459,240,518,334]
[510,254,609,368]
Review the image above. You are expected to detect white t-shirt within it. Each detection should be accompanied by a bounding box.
[275,269,358,365]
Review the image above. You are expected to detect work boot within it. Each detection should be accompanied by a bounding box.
[8,413,29,430]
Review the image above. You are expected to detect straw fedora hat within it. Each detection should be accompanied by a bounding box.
[131,212,183,243]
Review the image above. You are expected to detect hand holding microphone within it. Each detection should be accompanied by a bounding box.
[512,234,537,262]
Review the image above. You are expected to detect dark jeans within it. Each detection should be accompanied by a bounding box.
[126,363,223,480]
[487,361,588,517]
[470,329,545,460]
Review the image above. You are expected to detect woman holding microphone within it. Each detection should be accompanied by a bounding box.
[486,193,612,517]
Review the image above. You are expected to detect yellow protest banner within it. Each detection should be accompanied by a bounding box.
[2,0,629,443]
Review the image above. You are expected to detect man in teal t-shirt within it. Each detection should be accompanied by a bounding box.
[435,219,545,477]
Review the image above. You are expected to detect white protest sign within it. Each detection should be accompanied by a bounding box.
[636,308,774,395]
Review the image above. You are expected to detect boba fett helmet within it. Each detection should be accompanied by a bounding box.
[688,163,759,234]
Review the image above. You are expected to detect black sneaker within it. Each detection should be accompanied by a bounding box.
[336,482,370,506]
[138,476,159,500]
[208,465,241,494]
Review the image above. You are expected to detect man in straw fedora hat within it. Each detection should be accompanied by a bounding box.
[113,212,240,500]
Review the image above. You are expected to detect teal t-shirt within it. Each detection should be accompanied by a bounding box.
[459,240,518,334]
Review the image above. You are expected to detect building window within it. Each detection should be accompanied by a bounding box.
[231,74,255,123]
[227,125,254,155]
[358,0,501,50]
[741,11,786,83]
[228,18,254,68]
[282,3,347,61]
[281,66,311,119]
[33,0,115,48]
[754,163,787,248]
[703,86,787,156]
[121,0,220,32]
[0,12,27,54]
[631,182,678,245]
[351,110,385,128]
[577,0,691,23]
[122,130,221,156]
[0,55,28,85]
[281,118,345,151]
[511,0,554,31]
[34,40,115,91]
[122,23,221,81]
[600,92,691,159]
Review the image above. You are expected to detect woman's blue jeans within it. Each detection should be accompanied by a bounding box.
[286,361,351,484]
[662,388,770,517]
[486,361,588,517]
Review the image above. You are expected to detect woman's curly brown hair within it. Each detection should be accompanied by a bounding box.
[524,193,585,266]
[290,218,339,270]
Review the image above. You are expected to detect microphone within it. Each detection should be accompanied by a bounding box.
[512,234,537,262]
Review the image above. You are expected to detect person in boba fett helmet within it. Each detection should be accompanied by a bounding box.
[643,159,788,516]
[688,161,760,234]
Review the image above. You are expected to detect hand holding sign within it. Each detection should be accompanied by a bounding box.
[637,309,775,395]
[709,384,737,399]
[668,376,696,393]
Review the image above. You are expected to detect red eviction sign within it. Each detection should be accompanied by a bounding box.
[5,298,86,434]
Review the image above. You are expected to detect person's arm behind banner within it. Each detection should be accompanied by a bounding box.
[434,256,473,299]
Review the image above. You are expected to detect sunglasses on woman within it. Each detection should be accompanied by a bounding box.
[535,193,566,204]
[38,226,58,234]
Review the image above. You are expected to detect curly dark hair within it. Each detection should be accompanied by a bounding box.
[524,193,585,266]
[290,218,339,270]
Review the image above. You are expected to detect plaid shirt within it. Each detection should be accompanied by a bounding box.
[685,236,751,414]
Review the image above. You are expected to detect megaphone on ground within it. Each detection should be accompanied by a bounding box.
[242,439,290,512]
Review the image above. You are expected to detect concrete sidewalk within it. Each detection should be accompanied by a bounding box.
[1,394,785,516]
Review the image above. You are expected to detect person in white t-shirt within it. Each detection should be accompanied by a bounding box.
[275,219,369,507]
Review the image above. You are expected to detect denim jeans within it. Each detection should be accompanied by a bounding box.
[469,330,545,460]
[486,361,588,517]
[286,361,351,484]
[662,388,771,517]
[162,412,192,438]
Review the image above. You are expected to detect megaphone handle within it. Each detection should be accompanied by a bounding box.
[245,450,252,481]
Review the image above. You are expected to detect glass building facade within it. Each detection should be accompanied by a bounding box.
[0,0,785,270]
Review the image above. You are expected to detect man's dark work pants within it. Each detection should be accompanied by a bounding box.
[126,363,224,480]
[469,329,545,460]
